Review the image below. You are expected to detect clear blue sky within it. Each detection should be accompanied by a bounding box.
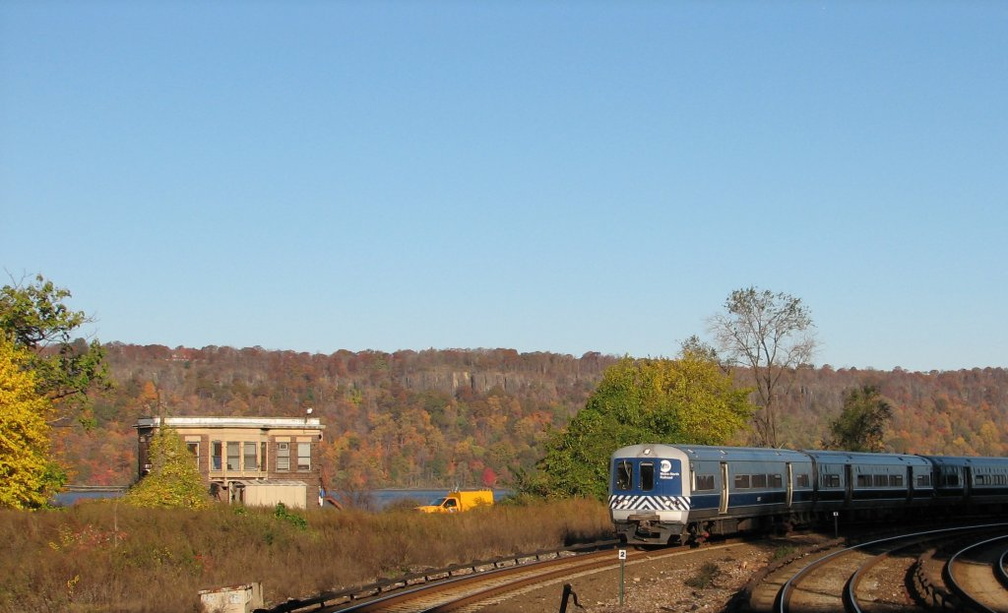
[2,2,1006,372]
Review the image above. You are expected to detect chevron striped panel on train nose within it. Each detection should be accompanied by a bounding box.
[608,494,690,512]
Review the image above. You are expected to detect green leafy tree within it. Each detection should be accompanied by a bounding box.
[0,274,110,426]
[124,425,210,509]
[0,336,66,509]
[517,351,756,500]
[709,286,816,448]
[828,385,893,452]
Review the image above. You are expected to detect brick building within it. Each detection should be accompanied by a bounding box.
[134,416,325,509]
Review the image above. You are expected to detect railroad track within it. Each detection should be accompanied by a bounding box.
[946,533,1008,613]
[743,522,1008,613]
[257,539,736,613]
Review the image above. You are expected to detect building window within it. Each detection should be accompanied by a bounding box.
[186,442,199,458]
[212,441,223,471]
[227,442,240,471]
[243,441,257,471]
[277,442,290,472]
[297,442,312,472]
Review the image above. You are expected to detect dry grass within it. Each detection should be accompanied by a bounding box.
[0,497,612,612]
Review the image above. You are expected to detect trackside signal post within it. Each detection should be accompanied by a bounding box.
[618,548,627,605]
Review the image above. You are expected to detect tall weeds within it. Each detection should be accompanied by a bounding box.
[0,498,612,612]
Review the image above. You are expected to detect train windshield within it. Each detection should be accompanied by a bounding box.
[615,460,632,490]
[640,462,655,491]
[613,458,682,494]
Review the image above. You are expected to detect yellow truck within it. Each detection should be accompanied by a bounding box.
[416,489,494,513]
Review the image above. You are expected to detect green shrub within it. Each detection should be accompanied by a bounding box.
[684,561,719,589]
[272,502,307,530]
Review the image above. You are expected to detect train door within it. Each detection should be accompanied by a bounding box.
[786,463,794,508]
[844,464,853,505]
[719,462,729,514]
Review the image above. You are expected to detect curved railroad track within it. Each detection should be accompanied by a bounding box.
[741,522,1008,613]
[946,533,1008,613]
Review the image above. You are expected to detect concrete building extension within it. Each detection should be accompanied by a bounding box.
[134,416,325,509]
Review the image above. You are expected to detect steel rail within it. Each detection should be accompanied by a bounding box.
[944,533,1008,613]
[776,523,1008,613]
[253,540,619,613]
[842,537,925,613]
[999,545,1008,589]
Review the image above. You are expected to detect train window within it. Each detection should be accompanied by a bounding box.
[734,475,751,489]
[889,475,904,487]
[857,475,872,487]
[640,462,655,491]
[823,474,840,488]
[796,474,810,488]
[771,474,783,488]
[615,460,633,490]
[976,474,988,485]
[752,474,768,488]
[694,475,715,491]
[916,474,932,487]
[941,473,960,487]
[873,475,888,487]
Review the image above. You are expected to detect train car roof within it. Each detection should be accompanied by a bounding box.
[804,450,931,466]
[919,455,1008,467]
[675,445,811,462]
[611,444,809,463]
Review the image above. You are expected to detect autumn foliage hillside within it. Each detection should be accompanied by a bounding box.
[55,344,1008,489]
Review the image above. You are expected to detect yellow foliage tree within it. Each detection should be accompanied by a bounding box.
[0,336,65,509]
[123,425,210,509]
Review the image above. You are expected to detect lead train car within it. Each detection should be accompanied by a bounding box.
[609,444,812,544]
[609,443,1008,545]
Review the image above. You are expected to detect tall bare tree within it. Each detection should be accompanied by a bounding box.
[709,286,816,448]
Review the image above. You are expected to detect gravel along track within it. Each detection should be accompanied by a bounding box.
[482,536,831,613]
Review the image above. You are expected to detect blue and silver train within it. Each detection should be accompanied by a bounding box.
[609,444,1008,545]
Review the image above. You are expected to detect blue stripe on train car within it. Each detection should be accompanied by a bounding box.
[690,493,720,510]
[851,489,914,501]
[816,490,846,503]
[971,487,1008,497]
[727,491,788,507]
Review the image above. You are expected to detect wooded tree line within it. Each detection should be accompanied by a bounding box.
[54,342,1008,490]
[5,275,1007,505]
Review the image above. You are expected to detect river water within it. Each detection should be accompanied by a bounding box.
[54,488,511,510]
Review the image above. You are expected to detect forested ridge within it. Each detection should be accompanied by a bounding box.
[56,343,1008,489]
